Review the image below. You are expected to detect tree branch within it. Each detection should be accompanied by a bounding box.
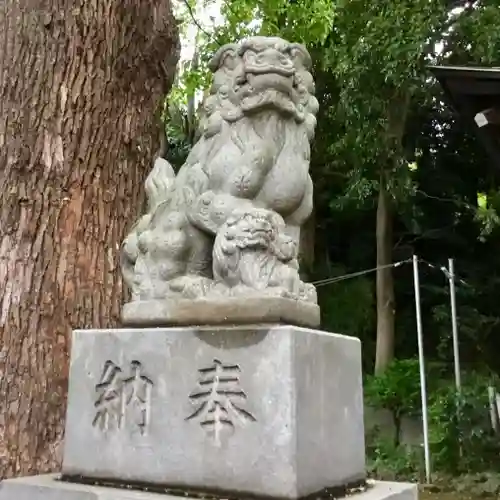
[181,0,213,39]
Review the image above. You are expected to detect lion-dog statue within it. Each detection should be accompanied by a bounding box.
[120,36,319,325]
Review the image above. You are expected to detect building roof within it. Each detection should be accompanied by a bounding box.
[429,65,500,166]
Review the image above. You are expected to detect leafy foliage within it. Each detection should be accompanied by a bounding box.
[429,373,500,474]
[364,359,422,445]
[319,271,374,346]
[367,437,423,482]
[367,372,500,485]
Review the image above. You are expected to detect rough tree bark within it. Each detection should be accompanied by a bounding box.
[0,0,179,478]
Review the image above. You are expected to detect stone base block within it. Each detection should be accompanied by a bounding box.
[121,297,320,328]
[0,475,418,500]
[0,474,167,500]
[61,325,365,499]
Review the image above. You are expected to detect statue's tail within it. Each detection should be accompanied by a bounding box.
[144,156,177,212]
[121,157,177,288]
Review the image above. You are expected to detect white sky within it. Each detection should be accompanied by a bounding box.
[178,0,224,63]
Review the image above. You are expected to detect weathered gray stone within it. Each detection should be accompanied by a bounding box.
[0,474,169,500]
[121,297,320,328]
[120,37,321,326]
[0,475,418,500]
[61,325,365,499]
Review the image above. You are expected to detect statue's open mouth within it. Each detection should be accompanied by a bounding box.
[236,70,302,121]
[246,72,295,98]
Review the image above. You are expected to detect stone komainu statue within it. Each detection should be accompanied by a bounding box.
[120,36,320,326]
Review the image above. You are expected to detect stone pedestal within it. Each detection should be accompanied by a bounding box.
[0,475,418,500]
[61,325,365,499]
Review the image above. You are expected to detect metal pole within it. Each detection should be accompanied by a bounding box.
[413,255,431,483]
[448,258,461,392]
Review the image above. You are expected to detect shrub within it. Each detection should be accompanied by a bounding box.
[429,373,500,474]
[364,359,422,446]
[366,434,423,482]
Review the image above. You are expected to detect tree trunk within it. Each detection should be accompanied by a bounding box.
[0,0,179,478]
[393,411,402,447]
[374,174,395,375]
[374,91,410,375]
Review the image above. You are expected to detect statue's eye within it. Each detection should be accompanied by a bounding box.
[244,51,256,63]
[223,54,237,70]
[279,54,290,66]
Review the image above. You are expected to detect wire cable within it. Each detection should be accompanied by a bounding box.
[312,259,411,287]
[419,258,469,286]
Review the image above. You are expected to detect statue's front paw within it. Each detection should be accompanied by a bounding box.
[189,191,240,234]
[168,275,213,299]
[272,238,297,262]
